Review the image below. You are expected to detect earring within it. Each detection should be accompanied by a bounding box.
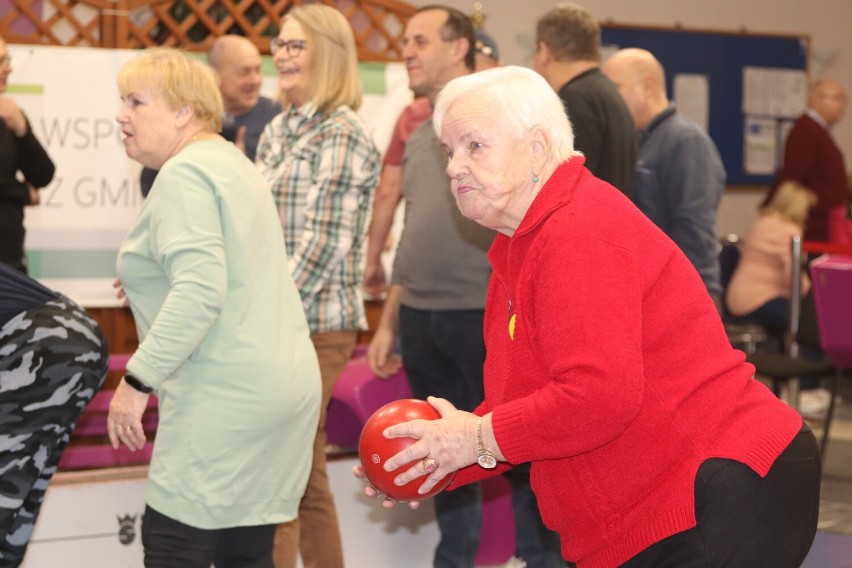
[533,175,540,183]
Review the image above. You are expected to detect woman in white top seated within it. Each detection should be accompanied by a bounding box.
[726,180,815,334]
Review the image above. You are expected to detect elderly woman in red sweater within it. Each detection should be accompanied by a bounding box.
[356,66,820,568]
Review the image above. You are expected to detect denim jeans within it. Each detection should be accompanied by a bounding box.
[399,306,485,412]
[740,296,789,334]
[504,464,564,567]
[400,306,485,567]
[399,306,562,567]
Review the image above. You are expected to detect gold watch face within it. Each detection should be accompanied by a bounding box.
[478,453,497,469]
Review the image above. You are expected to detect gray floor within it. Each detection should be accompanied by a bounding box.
[798,379,852,568]
[816,380,852,535]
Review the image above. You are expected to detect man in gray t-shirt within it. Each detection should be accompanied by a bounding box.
[391,117,493,311]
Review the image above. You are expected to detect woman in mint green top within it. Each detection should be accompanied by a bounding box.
[108,48,321,567]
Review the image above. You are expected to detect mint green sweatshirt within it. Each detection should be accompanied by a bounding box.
[118,140,321,529]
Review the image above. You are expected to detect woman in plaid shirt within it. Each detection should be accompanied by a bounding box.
[256,5,381,568]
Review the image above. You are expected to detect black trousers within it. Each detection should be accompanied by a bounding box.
[620,423,820,568]
[142,506,276,568]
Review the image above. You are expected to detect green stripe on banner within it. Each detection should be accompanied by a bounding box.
[359,62,386,96]
[9,84,44,95]
[28,250,118,279]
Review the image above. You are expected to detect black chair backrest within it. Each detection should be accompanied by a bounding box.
[796,289,823,352]
[719,242,741,291]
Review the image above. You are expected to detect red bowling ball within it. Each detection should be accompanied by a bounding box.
[358,398,455,501]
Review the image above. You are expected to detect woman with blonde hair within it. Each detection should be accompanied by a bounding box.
[726,180,817,333]
[110,47,321,567]
[256,5,381,568]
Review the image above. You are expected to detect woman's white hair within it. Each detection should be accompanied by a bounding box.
[433,65,577,162]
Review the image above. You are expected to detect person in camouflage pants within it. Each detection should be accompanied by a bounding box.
[0,264,108,567]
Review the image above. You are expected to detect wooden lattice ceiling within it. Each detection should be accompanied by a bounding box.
[0,0,416,61]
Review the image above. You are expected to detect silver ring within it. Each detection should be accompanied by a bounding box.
[422,457,438,473]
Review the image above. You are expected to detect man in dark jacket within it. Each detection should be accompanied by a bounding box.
[532,3,636,198]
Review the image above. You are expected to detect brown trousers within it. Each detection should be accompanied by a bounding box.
[273,330,357,568]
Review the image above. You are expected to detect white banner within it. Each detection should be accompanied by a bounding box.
[7,44,412,306]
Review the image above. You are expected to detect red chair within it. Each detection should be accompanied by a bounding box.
[326,345,413,450]
[70,388,159,438]
[59,351,159,470]
[809,253,852,459]
[59,388,158,470]
[327,346,519,565]
[107,352,131,374]
[57,441,155,470]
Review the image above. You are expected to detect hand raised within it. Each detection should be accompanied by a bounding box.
[0,96,27,137]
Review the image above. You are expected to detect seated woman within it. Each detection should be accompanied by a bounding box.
[727,181,833,416]
[726,180,816,335]
[356,66,820,568]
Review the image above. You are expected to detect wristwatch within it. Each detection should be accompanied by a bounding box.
[124,373,154,394]
[475,419,498,469]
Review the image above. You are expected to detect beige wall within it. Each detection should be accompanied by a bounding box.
[407,0,852,235]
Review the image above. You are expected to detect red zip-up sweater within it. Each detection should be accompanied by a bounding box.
[448,158,803,567]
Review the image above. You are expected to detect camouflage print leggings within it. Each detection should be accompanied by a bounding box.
[0,297,108,567]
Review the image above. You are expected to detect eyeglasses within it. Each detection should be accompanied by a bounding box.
[269,38,307,58]
[0,55,11,68]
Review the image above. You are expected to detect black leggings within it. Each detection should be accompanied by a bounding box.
[142,506,276,568]
[621,423,821,567]
[0,297,108,566]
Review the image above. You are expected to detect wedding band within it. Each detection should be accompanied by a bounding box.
[422,457,438,473]
[125,425,132,431]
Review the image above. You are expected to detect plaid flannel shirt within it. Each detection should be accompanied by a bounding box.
[257,103,381,334]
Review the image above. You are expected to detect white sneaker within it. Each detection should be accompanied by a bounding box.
[798,388,833,418]
[504,556,527,568]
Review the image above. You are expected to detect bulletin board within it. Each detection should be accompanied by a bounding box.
[601,24,809,185]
